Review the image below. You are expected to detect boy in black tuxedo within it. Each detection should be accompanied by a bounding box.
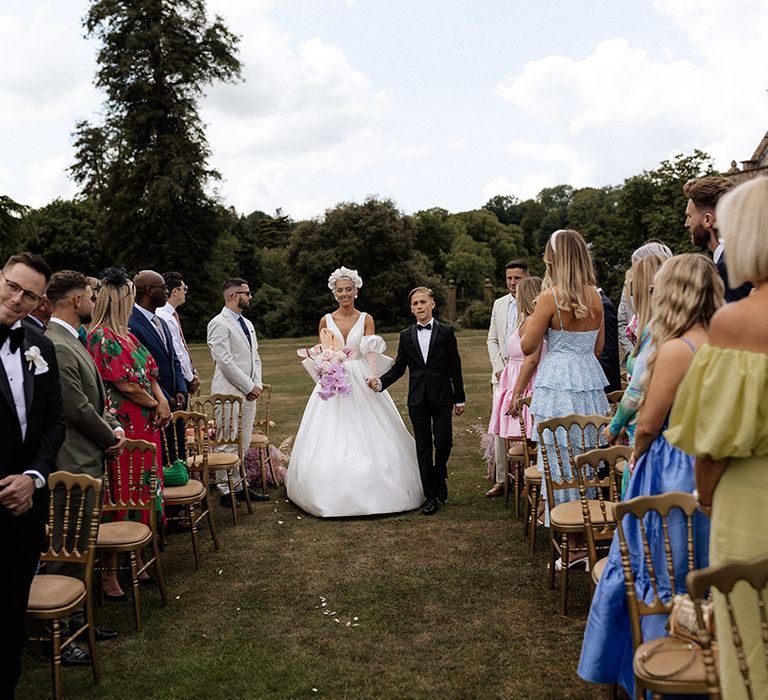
[369,287,464,515]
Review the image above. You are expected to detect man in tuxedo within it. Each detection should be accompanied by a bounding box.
[0,252,64,699]
[207,278,269,504]
[596,279,621,393]
[485,259,528,497]
[129,270,188,466]
[21,294,51,336]
[370,287,465,515]
[45,271,125,661]
[684,176,752,302]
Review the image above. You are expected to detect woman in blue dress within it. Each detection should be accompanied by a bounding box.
[578,254,723,696]
[522,229,609,530]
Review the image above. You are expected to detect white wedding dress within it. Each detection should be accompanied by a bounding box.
[285,313,424,517]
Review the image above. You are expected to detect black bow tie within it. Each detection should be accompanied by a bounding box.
[0,323,24,353]
[417,323,432,331]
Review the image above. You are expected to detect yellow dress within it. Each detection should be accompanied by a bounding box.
[666,344,768,700]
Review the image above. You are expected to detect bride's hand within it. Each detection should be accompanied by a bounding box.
[367,377,381,392]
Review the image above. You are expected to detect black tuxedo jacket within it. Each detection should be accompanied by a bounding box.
[0,327,65,517]
[380,320,465,407]
[129,306,187,401]
[598,289,621,393]
[716,254,752,303]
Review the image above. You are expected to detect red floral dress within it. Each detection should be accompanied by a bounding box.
[88,326,163,523]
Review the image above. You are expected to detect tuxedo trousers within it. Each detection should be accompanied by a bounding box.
[409,400,453,500]
[0,508,46,697]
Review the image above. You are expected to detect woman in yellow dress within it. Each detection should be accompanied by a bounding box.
[666,176,768,699]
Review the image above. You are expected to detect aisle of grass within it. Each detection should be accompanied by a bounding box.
[19,330,596,699]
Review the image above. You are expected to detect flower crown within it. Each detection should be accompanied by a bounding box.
[327,266,363,291]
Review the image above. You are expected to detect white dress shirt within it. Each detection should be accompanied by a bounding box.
[157,302,194,381]
[134,304,167,346]
[713,242,724,265]
[1,323,27,439]
[504,295,518,344]
[416,318,433,363]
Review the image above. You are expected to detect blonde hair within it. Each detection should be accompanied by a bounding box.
[640,254,724,402]
[630,253,670,356]
[542,229,596,319]
[515,276,543,325]
[90,276,135,338]
[717,176,768,288]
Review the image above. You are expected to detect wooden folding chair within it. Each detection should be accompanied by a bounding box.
[515,396,542,552]
[191,393,251,524]
[96,439,168,632]
[161,411,221,569]
[615,492,709,699]
[606,389,625,415]
[687,551,768,700]
[537,413,611,614]
[27,472,102,700]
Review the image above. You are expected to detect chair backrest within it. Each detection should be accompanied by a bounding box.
[163,410,210,481]
[536,413,611,514]
[614,492,698,651]
[191,393,244,454]
[103,438,158,524]
[687,552,768,699]
[574,446,631,565]
[515,396,536,467]
[41,472,103,573]
[254,383,273,439]
[606,389,625,415]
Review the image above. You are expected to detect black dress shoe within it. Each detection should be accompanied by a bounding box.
[220,494,240,508]
[421,498,439,515]
[103,592,128,602]
[69,623,118,642]
[236,488,270,503]
[437,484,448,503]
[60,645,92,666]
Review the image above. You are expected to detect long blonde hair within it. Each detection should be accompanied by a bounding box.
[640,254,724,400]
[630,253,670,356]
[516,276,543,326]
[90,270,136,338]
[542,229,596,319]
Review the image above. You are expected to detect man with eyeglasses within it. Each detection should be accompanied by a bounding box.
[207,278,269,505]
[0,252,65,699]
[156,271,200,395]
[21,294,52,335]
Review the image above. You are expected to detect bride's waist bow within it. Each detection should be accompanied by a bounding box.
[359,335,394,378]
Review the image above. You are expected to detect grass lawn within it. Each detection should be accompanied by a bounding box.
[18,330,600,700]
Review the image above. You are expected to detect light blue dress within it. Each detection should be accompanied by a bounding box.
[530,291,609,522]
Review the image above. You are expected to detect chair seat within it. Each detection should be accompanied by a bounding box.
[27,574,86,612]
[189,452,240,470]
[550,499,615,529]
[97,520,152,548]
[634,635,711,692]
[507,443,525,457]
[591,557,608,585]
[165,479,206,502]
[524,466,542,483]
[249,434,269,448]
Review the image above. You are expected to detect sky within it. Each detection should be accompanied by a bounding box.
[1,0,767,220]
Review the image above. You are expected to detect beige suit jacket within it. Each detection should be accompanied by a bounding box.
[207,308,262,397]
[486,294,515,384]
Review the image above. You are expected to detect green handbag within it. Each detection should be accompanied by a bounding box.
[164,458,190,487]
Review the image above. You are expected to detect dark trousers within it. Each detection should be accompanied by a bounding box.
[0,509,45,699]
[409,401,453,500]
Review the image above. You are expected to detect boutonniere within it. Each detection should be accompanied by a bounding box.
[24,345,48,372]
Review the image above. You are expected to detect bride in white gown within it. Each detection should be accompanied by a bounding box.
[285,267,424,517]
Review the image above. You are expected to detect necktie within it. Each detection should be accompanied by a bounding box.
[0,323,25,353]
[151,315,168,350]
[77,327,88,348]
[237,316,252,347]
[417,323,432,331]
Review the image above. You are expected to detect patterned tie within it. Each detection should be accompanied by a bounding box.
[77,326,88,348]
[151,315,168,350]
[237,316,252,347]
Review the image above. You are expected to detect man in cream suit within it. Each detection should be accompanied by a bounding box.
[485,259,528,498]
[206,278,269,503]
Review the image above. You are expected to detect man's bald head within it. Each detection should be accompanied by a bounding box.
[133,269,168,311]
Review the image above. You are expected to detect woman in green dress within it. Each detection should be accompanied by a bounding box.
[666,176,768,699]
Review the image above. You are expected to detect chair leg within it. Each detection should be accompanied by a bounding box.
[503,454,511,508]
[266,448,277,486]
[530,486,539,554]
[84,594,100,684]
[523,483,531,537]
[604,683,617,699]
[129,550,142,632]
[188,504,201,570]
[226,471,238,526]
[513,461,521,518]
[548,535,556,590]
[560,531,570,615]
[240,463,253,514]
[205,496,220,551]
[151,538,168,606]
[260,448,267,496]
[51,618,62,700]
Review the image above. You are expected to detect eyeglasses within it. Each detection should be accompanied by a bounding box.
[147,284,169,291]
[91,294,98,303]
[236,290,252,297]
[182,284,189,292]
[1,276,42,305]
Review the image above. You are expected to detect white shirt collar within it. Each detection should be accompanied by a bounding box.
[222,306,242,321]
[713,242,724,264]
[49,317,80,338]
[134,303,157,323]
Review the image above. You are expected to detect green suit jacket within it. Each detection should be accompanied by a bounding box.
[45,321,120,477]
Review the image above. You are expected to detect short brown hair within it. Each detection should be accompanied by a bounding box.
[46,270,89,306]
[408,286,434,303]
[505,259,528,272]
[683,176,734,210]
[3,252,52,283]
[223,278,248,293]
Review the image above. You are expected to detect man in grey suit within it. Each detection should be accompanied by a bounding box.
[207,278,269,504]
[45,271,125,660]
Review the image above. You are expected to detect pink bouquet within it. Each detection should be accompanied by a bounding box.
[297,329,354,400]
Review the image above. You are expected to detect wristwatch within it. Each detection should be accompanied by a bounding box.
[25,472,46,489]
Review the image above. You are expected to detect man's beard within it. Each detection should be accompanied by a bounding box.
[238,299,249,311]
[691,223,711,250]
[79,312,93,326]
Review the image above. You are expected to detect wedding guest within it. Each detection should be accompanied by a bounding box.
[595,273,620,393]
[522,230,608,527]
[486,276,542,498]
[487,259,528,485]
[579,254,721,697]
[667,176,768,698]
[21,293,52,334]
[88,268,171,599]
[617,240,673,364]
[684,175,751,302]
[156,271,200,394]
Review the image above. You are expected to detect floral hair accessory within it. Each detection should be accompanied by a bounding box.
[327,266,363,291]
